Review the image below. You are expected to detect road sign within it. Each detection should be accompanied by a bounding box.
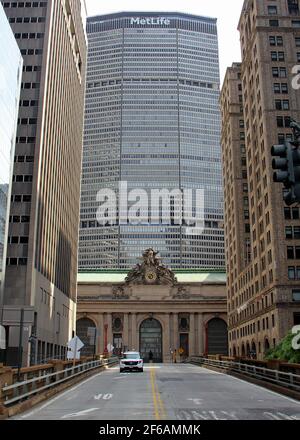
[0,325,6,350]
[107,343,114,353]
[1,306,34,326]
[67,336,84,360]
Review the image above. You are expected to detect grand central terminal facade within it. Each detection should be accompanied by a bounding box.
[76,250,228,363]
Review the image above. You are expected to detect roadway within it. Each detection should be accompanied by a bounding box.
[13,363,300,420]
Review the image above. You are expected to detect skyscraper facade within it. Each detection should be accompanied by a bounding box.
[0,2,23,298]
[80,12,224,271]
[221,0,300,360]
[1,0,87,366]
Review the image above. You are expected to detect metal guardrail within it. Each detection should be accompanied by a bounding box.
[2,357,118,407]
[190,357,300,393]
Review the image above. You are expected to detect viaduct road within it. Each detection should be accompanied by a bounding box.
[13,363,300,420]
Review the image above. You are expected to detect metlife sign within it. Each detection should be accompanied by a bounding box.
[130,17,171,26]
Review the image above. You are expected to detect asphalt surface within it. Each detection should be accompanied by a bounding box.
[13,364,300,420]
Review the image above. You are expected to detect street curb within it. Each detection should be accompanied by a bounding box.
[0,362,118,420]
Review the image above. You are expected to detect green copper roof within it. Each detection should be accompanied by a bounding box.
[77,271,227,284]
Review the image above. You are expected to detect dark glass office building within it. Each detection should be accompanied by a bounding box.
[80,12,224,270]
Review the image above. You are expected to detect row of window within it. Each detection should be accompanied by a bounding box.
[6,258,28,266]
[288,267,300,280]
[9,16,45,23]
[3,2,47,8]
[16,136,36,144]
[14,155,34,162]
[11,194,32,203]
[21,82,40,89]
[20,48,43,55]
[284,207,300,220]
[12,175,33,182]
[17,118,37,125]
[8,236,29,244]
[268,19,300,27]
[15,32,44,39]
[22,65,41,73]
[287,246,300,260]
[9,215,30,223]
[286,226,300,239]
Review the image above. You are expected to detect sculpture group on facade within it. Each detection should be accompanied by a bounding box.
[125,248,178,286]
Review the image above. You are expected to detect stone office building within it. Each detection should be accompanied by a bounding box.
[77,250,228,363]
[221,0,300,360]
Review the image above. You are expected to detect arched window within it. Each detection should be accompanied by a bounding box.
[207,318,228,355]
[76,318,96,357]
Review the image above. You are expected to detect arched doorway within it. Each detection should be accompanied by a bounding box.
[251,342,257,359]
[241,344,246,357]
[139,319,162,363]
[264,338,270,354]
[207,318,228,355]
[76,318,96,357]
[246,342,251,358]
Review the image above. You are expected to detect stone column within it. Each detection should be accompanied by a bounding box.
[169,313,173,352]
[98,314,104,354]
[106,313,113,350]
[131,313,137,351]
[198,314,204,355]
[163,314,171,363]
[123,313,129,351]
[173,313,179,351]
[189,313,195,356]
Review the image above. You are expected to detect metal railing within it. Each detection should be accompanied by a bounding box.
[2,357,118,407]
[190,356,300,393]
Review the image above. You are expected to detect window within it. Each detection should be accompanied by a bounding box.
[268,5,278,15]
[295,227,300,239]
[287,247,295,259]
[293,290,300,302]
[293,208,300,219]
[285,208,292,219]
[288,267,296,280]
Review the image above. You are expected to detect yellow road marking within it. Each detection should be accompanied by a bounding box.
[150,367,167,420]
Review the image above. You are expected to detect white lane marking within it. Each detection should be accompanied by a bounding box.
[66,392,79,401]
[209,411,228,420]
[94,393,113,401]
[187,398,203,405]
[18,371,107,419]
[222,411,239,420]
[61,408,99,419]
[264,412,300,420]
[227,374,300,406]
[178,410,239,421]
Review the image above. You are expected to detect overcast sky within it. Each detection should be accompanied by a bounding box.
[85,0,245,83]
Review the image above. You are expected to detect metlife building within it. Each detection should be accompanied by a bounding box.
[80,12,224,270]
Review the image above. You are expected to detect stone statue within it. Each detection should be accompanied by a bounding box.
[112,286,129,300]
[125,249,178,286]
[173,286,191,300]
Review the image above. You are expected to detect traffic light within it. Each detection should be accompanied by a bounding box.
[272,140,300,206]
